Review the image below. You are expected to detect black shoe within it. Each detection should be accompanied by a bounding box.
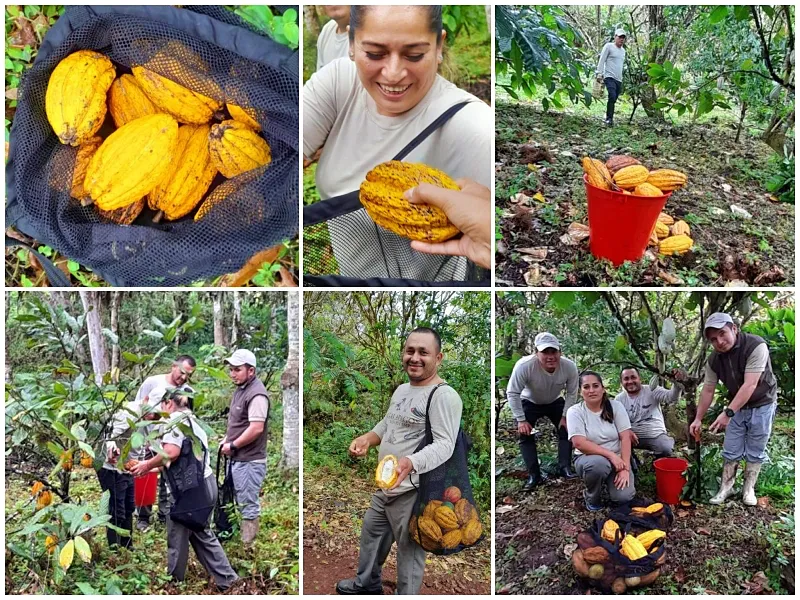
[336,579,383,595]
[559,466,578,479]
[522,474,547,492]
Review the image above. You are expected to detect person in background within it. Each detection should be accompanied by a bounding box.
[596,28,627,127]
[317,5,351,71]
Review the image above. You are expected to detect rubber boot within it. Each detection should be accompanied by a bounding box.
[241,518,259,545]
[742,462,762,506]
[709,460,738,504]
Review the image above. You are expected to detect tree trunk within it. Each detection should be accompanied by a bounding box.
[485,5,491,31]
[304,5,320,38]
[79,291,109,386]
[735,102,748,144]
[110,292,122,382]
[280,291,300,471]
[761,110,794,155]
[231,291,241,346]
[213,292,226,347]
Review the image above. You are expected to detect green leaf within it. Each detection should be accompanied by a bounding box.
[734,5,751,20]
[67,260,80,274]
[76,583,98,595]
[131,432,144,449]
[73,536,92,563]
[70,422,87,442]
[740,59,753,70]
[709,6,729,24]
[52,421,76,440]
[548,292,576,310]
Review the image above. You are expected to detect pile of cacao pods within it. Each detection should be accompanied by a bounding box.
[45,48,271,226]
[650,212,694,256]
[409,485,482,551]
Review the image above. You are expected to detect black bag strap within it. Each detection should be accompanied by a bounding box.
[5,236,72,287]
[303,274,490,288]
[423,383,450,445]
[303,101,471,226]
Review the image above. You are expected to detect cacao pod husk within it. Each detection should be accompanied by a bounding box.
[613,165,650,189]
[433,506,459,531]
[132,65,220,125]
[108,74,160,128]
[605,154,641,175]
[375,454,398,489]
[441,528,462,549]
[227,103,261,131]
[70,136,103,204]
[209,119,272,178]
[636,530,666,551]
[460,519,482,545]
[620,534,648,560]
[601,519,619,543]
[659,234,693,256]
[647,169,687,192]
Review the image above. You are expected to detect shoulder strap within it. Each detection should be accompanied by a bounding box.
[424,382,450,445]
[303,101,471,226]
[6,236,72,287]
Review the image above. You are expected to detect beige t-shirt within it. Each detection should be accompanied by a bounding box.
[303,57,492,280]
[703,343,769,386]
[567,400,631,456]
[316,19,350,71]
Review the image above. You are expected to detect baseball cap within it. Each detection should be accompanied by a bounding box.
[535,332,560,351]
[615,28,626,37]
[704,312,734,333]
[224,349,257,368]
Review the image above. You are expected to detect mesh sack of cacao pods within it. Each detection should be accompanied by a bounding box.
[6,5,298,286]
[572,517,666,593]
[408,383,484,555]
[609,498,675,533]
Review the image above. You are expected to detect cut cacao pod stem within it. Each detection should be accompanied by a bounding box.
[152,210,164,224]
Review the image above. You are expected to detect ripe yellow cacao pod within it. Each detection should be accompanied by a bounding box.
[36,490,53,510]
[633,182,664,197]
[70,137,103,204]
[85,114,179,210]
[96,197,146,225]
[359,161,460,242]
[441,528,462,549]
[605,155,641,175]
[375,454,398,489]
[583,546,611,564]
[45,535,58,554]
[132,65,220,124]
[601,519,619,543]
[571,549,590,577]
[645,503,664,513]
[227,103,261,131]
[582,157,611,190]
[418,516,442,542]
[659,235,694,256]
[636,530,666,551]
[31,481,45,497]
[423,500,443,519]
[209,119,272,178]
[460,518,482,545]
[671,220,690,236]
[647,169,687,192]
[620,534,648,560]
[657,213,674,225]
[654,222,670,239]
[108,74,160,128]
[433,506,459,531]
[454,498,476,526]
[45,50,115,146]
[148,124,216,221]
[613,165,650,189]
[649,229,659,246]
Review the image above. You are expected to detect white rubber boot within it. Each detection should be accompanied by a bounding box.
[709,460,738,504]
[742,462,762,506]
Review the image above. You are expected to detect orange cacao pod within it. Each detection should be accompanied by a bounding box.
[633,182,664,197]
[108,74,160,128]
[423,500,442,518]
[441,528,462,549]
[657,213,674,225]
[654,222,670,239]
[96,197,146,225]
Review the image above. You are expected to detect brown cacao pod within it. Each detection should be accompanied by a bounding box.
[85,114,179,210]
[420,533,441,551]
[659,234,694,256]
[359,161,460,242]
[433,506,459,531]
[209,119,272,178]
[132,65,220,124]
[657,212,674,225]
[96,197,146,225]
[418,516,442,542]
[582,157,611,190]
[442,486,462,503]
[577,532,596,549]
[70,137,103,203]
[639,569,661,586]
[227,103,261,131]
[583,546,611,564]
[633,182,664,197]
[441,528,462,549]
[124,459,139,472]
[613,165,650,189]
[654,222,670,239]
[571,549,590,577]
[460,519,482,545]
[611,577,628,594]
[454,498,476,526]
[108,74,160,127]
[671,220,691,236]
[46,50,116,146]
[148,124,216,221]
[423,500,443,519]
[605,154,641,175]
[647,169,687,192]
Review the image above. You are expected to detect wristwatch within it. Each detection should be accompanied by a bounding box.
[724,407,735,418]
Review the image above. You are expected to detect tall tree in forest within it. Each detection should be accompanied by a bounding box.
[303,5,320,37]
[281,291,300,470]
[232,291,241,346]
[79,291,108,385]
[213,292,226,347]
[109,292,122,382]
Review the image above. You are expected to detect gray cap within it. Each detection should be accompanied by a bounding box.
[615,28,626,37]
[224,349,257,368]
[535,332,561,351]
[704,312,734,333]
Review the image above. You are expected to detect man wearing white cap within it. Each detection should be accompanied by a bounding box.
[221,349,270,545]
[596,28,627,126]
[506,332,579,491]
[689,313,778,506]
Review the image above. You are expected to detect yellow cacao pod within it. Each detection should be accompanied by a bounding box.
[605,155,641,175]
[645,503,664,513]
[636,529,666,551]
[227,103,261,131]
[620,534,648,560]
[588,564,605,580]
[45,535,58,554]
[671,220,690,236]
[460,518,482,545]
[657,212,674,225]
[454,498,476,526]
[441,528,462,549]
[633,182,664,197]
[654,222,670,239]
[132,65,220,124]
[582,157,611,190]
[108,74,160,128]
[149,124,216,221]
[209,119,272,178]
[70,136,103,204]
[36,490,53,510]
[423,500,443,519]
[649,229,659,246]
[375,454,398,489]
[601,519,619,543]
[583,546,611,564]
[613,165,650,189]
[659,235,693,256]
[96,197,146,225]
[418,516,442,542]
[647,169,687,192]
[409,515,420,544]
[45,50,116,146]
[420,533,441,551]
[433,506,459,531]
[359,161,460,242]
[85,114,179,210]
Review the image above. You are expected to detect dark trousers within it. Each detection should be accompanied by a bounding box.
[604,77,623,123]
[519,398,572,477]
[97,467,135,548]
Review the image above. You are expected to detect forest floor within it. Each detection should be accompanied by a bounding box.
[495,100,795,287]
[303,468,491,595]
[493,414,795,595]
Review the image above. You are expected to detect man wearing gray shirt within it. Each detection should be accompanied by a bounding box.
[506,333,579,491]
[337,327,462,595]
[596,28,627,126]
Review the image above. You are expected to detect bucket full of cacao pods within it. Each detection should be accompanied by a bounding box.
[581,155,688,266]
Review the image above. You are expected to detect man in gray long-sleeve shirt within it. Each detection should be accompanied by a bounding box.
[337,327,462,595]
[506,332,579,491]
[596,28,627,126]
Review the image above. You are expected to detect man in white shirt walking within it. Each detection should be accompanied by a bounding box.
[596,28,627,126]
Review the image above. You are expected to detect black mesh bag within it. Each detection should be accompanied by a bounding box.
[410,383,484,555]
[213,448,237,539]
[303,103,490,287]
[6,5,298,286]
[609,498,675,532]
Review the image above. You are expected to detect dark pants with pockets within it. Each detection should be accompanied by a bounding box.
[604,77,623,123]
[519,398,572,477]
[97,467,135,548]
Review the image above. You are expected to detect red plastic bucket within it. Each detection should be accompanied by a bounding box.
[584,174,671,265]
[653,457,689,504]
[134,472,158,507]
